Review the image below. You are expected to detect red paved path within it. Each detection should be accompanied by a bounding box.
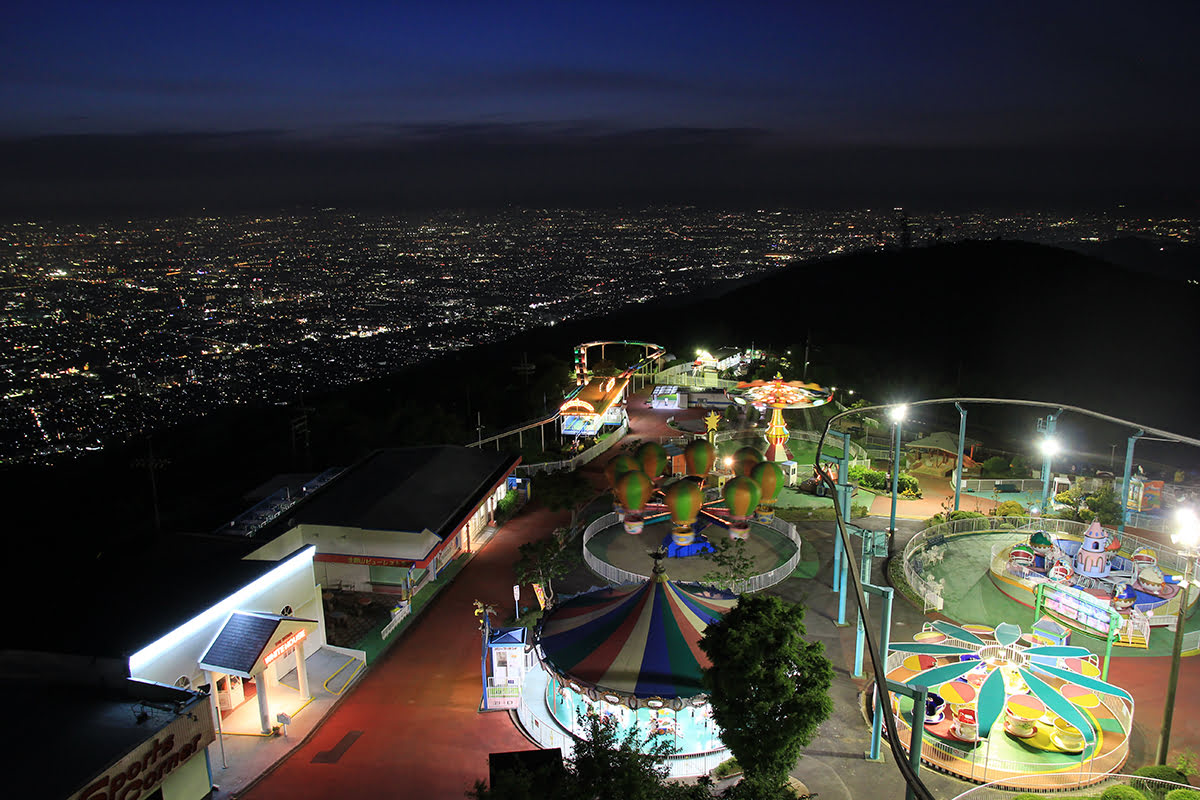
[242,504,567,800]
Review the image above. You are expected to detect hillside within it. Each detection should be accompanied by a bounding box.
[7,239,1197,553]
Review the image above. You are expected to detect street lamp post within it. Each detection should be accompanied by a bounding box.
[1039,436,1060,509]
[889,405,907,537]
[1156,508,1200,765]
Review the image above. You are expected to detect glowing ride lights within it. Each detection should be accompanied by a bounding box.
[888,404,907,536]
[729,376,833,462]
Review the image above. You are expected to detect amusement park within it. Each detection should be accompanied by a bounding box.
[228,340,1200,800]
[413,341,1195,799]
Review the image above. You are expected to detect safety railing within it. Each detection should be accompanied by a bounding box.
[950,772,1192,800]
[884,687,1133,790]
[580,511,803,595]
[515,421,629,477]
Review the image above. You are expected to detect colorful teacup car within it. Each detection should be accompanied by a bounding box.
[1004,694,1045,739]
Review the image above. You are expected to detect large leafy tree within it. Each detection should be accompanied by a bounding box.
[700,594,833,797]
[513,531,579,606]
[533,468,595,531]
[467,713,712,800]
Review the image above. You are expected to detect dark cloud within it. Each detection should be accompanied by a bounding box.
[1,124,1195,220]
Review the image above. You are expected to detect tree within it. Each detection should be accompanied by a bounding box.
[700,594,833,797]
[699,537,755,593]
[534,468,595,531]
[466,713,713,800]
[513,530,579,606]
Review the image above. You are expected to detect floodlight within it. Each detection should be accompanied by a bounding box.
[1172,508,1200,551]
[1039,438,1060,456]
[889,405,907,423]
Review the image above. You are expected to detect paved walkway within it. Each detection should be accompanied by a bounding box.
[240,505,569,800]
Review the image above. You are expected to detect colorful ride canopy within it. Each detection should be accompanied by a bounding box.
[536,576,738,699]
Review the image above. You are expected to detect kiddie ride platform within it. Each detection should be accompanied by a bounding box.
[990,524,1196,648]
[883,621,1133,790]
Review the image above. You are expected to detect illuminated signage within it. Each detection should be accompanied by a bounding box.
[559,398,595,415]
[263,628,307,667]
[72,704,214,800]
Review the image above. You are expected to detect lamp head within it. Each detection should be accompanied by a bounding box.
[1172,508,1200,552]
[1039,438,1060,457]
[889,404,907,423]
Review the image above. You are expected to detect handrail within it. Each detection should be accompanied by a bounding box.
[580,510,803,594]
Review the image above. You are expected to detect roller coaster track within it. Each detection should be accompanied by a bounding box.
[467,341,667,449]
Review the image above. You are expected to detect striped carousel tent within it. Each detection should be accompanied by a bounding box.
[536,569,737,701]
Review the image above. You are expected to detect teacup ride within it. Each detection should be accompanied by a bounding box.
[884,619,1135,789]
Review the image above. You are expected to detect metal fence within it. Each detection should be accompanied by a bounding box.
[956,477,1046,493]
[515,421,629,477]
[653,363,740,390]
[881,651,1135,791]
[904,515,1196,613]
[580,511,804,595]
[950,773,1191,800]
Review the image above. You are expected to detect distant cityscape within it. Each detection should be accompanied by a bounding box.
[1,206,1195,465]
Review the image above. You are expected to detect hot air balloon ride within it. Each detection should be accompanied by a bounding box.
[665,480,704,547]
[732,446,762,478]
[750,461,784,522]
[616,469,653,535]
[635,441,668,482]
[727,375,833,462]
[605,454,639,514]
[722,476,761,540]
[683,439,715,483]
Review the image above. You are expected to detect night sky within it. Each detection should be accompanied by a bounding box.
[3,1,1199,215]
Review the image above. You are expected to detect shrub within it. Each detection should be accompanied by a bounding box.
[1133,765,1192,799]
[994,500,1026,517]
[950,510,987,520]
[1100,786,1147,800]
[901,488,920,499]
[898,474,920,495]
[1164,790,1200,800]
[924,513,946,526]
[495,490,520,520]
[712,757,742,779]
[981,456,1010,477]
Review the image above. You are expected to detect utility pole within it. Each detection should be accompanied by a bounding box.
[131,437,169,534]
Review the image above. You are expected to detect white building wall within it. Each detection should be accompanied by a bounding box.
[129,549,324,691]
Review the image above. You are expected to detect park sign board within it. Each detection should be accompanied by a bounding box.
[486,685,521,710]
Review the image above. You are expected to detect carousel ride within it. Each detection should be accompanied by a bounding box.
[883,620,1133,789]
[533,552,738,768]
[727,375,834,462]
[606,440,788,557]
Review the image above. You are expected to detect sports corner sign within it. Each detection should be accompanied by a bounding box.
[72,698,215,800]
